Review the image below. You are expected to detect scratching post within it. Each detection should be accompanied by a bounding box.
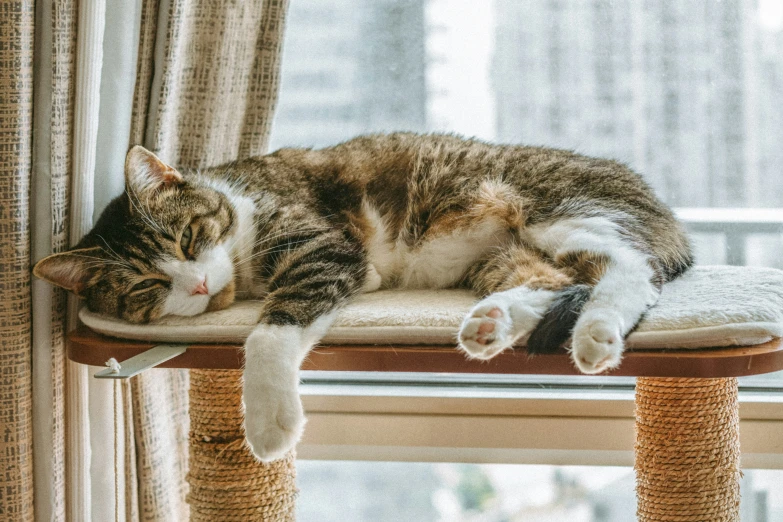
[187,370,297,521]
[635,377,741,521]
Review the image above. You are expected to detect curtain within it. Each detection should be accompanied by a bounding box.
[31,0,77,519]
[23,0,290,520]
[1,2,35,521]
[128,2,289,518]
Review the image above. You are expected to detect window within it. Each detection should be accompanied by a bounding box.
[295,373,783,519]
[296,461,783,521]
[272,0,783,268]
[270,0,783,519]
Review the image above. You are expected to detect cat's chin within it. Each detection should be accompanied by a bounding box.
[162,292,210,317]
[206,279,236,312]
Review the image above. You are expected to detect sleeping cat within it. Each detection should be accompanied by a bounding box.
[34,132,692,462]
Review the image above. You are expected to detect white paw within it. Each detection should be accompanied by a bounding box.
[458,288,554,360]
[242,325,310,462]
[362,264,382,293]
[243,385,305,463]
[458,303,515,360]
[571,310,624,374]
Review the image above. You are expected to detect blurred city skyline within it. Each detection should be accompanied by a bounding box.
[275,4,783,519]
[271,0,783,209]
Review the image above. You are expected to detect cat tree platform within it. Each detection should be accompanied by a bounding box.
[69,266,783,521]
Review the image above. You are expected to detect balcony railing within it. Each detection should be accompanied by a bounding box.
[675,208,783,266]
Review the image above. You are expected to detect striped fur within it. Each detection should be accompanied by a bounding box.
[34,132,694,356]
[34,133,693,461]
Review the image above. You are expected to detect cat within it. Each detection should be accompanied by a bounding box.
[34,132,693,462]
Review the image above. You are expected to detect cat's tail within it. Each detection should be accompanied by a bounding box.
[526,284,592,354]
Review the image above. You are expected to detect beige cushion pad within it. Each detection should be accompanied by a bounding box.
[80,266,783,349]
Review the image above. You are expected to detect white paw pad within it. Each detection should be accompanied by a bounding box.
[571,313,624,374]
[458,302,516,360]
[458,289,555,361]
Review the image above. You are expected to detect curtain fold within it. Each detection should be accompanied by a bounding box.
[31,0,77,519]
[131,372,191,521]
[92,2,145,520]
[0,2,35,520]
[146,0,289,167]
[127,1,290,519]
[68,1,108,520]
[24,0,290,519]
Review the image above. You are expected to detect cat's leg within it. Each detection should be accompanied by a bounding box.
[458,242,573,360]
[243,313,335,462]
[243,232,367,462]
[536,218,661,374]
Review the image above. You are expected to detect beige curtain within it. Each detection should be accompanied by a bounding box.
[31,0,77,519]
[1,2,35,521]
[127,0,288,519]
[143,0,289,165]
[22,0,289,520]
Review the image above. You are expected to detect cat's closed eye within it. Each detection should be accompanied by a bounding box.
[179,224,196,258]
[130,278,167,293]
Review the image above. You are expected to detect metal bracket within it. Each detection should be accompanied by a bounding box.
[93,345,187,379]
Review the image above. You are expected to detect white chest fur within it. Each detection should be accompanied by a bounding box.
[230,195,260,295]
[204,178,260,296]
[363,203,511,289]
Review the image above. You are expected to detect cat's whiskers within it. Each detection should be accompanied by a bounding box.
[243,226,327,252]
[232,221,335,267]
[128,195,161,234]
[235,231,331,265]
[240,222,333,251]
[233,237,324,267]
[238,213,336,249]
[126,187,168,237]
[223,206,330,254]
[95,234,134,268]
[66,253,135,271]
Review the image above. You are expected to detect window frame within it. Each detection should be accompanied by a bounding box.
[296,210,783,468]
[299,373,783,469]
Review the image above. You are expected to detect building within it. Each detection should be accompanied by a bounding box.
[270,0,427,150]
[492,0,783,208]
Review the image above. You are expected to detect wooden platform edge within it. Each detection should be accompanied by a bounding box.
[66,325,783,378]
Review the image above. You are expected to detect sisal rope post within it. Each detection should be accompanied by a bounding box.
[188,370,297,521]
[635,377,741,522]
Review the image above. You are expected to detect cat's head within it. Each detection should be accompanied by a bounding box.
[33,146,238,323]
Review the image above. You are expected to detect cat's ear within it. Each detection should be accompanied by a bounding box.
[124,145,183,197]
[33,247,104,297]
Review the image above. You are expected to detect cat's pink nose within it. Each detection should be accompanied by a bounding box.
[191,279,208,295]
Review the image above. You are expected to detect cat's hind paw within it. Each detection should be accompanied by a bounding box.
[458,303,515,360]
[570,310,624,374]
[458,288,556,361]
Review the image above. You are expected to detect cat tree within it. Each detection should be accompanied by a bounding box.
[69,265,783,521]
[187,369,297,521]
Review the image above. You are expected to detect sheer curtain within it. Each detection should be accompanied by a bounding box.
[25,1,289,520]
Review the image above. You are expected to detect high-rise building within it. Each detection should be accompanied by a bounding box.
[492,0,783,208]
[270,0,427,150]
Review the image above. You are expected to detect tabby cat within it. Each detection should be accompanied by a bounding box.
[34,133,692,462]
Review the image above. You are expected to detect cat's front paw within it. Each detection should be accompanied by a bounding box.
[458,288,554,360]
[243,386,305,463]
[242,325,309,462]
[571,310,624,374]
